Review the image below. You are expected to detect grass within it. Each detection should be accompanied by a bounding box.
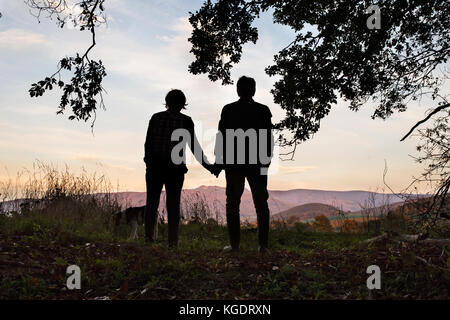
[1,215,449,300]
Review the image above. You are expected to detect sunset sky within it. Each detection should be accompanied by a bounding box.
[0,0,444,193]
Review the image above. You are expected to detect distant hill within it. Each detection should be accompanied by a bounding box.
[348,201,405,218]
[2,186,424,222]
[271,201,411,224]
[111,186,415,222]
[272,203,341,221]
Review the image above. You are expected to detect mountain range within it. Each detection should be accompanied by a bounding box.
[1,185,420,222]
[113,186,411,222]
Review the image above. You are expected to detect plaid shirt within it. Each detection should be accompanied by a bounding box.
[144,110,199,172]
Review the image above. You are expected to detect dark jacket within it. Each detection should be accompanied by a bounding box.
[215,98,274,170]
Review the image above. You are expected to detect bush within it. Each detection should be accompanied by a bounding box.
[311,215,333,233]
[293,222,311,233]
[341,219,359,233]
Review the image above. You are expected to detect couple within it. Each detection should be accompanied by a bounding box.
[143,76,274,253]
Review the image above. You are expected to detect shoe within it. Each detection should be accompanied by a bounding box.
[258,245,268,254]
[169,242,178,249]
[223,245,239,253]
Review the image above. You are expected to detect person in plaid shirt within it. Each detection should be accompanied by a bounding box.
[144,89,219,247]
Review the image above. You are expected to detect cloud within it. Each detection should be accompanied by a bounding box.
[96,17,198,89]
[0,29,49,49]
[2,104,55,116]
[71,154,136,173]
[72,154,104,164]
[278,165,316,175]
[0,120,141,165]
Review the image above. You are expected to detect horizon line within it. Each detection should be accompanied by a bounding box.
[113,185,428,195]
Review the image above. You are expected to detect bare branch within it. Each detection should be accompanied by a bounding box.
[400,103,450,141]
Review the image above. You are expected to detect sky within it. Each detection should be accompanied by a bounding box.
[0,0,446,193]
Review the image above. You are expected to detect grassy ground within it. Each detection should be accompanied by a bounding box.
[0,212,449,300]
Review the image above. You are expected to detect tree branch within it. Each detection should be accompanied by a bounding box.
[400,103,450,141]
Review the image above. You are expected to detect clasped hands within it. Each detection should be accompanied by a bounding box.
[205,163,222,178]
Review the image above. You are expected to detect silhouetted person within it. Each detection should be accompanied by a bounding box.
[214,76,274,253]
[144,89,217,247]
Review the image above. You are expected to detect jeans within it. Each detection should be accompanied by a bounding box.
[225,168,270,249]
[144,166,185,247]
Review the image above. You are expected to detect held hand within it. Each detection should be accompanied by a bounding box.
[206,163,222,178]
[211,164,222,178]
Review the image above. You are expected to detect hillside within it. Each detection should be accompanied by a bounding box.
[2,186,418,223]
[112,186,410,221]
[272,203,341,221]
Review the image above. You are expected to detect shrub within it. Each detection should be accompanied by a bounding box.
[311,215,333,232]
[341,219,359,233]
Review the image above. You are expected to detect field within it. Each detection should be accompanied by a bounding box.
[0,164,448,300]
[0,212,449,300]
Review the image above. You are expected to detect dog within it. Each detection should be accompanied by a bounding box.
[114,206,158,240]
